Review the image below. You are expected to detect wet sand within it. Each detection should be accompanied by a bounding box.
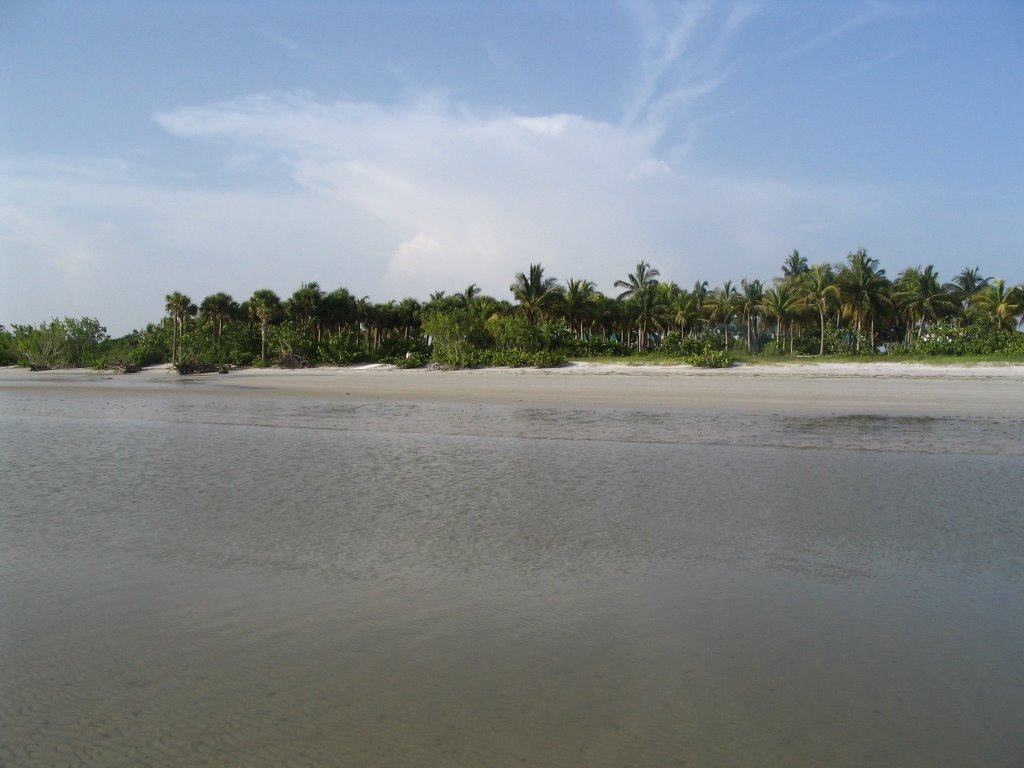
[2,361,1021,417]
[2,360,1023,766]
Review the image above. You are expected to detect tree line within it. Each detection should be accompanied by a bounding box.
[3,249,1023,371]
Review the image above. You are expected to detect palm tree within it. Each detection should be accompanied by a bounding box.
[944,266,991,312]
[703,281,740,350]
[615,262,661,350]
[510,263,562,324]
[248,289,281,363]
[780,250,809,284]
[591,294,622,343]
[322,287,357,337]
[422,290,459,319]
[199,292,237,350]
[669,289,701,336]
[761,284,799,353]
[973,278,1021,331]
[652,282,680,338]
[837,248,891,353]
[164,291,196,366]
[287,282,325,341]
[363,301,401,350]
[740,278,764,352]
[562,278,597,339]
[394,297,422,339]
[692,280,709,336]
[893,266,956,342]
[456,284,482,306]
[800,264,839,355]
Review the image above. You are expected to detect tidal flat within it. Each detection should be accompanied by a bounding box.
[1,364,1022,766]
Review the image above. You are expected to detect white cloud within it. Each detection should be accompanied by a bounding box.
[8,87,1000,334]
[150,92,875,294]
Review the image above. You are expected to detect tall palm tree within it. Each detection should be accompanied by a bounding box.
[973,278,1021,331]
[691,280,709,336]
[562,278,597,338]
[510,263,562,324]
[164,291,196,366]
[838,248,891,353]
[456,284,481,306]
[422,290,460,319]
[703,281,740,350]
[591,294,621,343]
[322,287,357,337]
[200,292,237,349]
[249,289,281,363]
[894,266,956,341]
[287,282,325,341]
[740,278,764,351]
[800,264,839,355]
[761,284,799,353]
[652,282,680,338]
[363,301,401,350]
[670,289,701,336]
[943,266,991,312]
[615,262,661,350]
[394,297,422,339]
[780,250,809,284]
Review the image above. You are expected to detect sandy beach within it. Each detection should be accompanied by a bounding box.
[2,361,1022,417]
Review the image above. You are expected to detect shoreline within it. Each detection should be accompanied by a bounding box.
[2,361,1022,418]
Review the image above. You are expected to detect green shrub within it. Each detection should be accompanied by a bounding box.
[758,340,787,358]
[904,318,1023,356]
[315,334,360,365]
[382,352,428,368]
[687,348,733,368]
[529,350,566,368]
[486,314,542,352]
[564,336,630,357]
[656,331,705,357]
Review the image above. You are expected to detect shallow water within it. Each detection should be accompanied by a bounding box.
[1,384,1022,766]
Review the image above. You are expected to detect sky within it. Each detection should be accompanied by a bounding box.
[2,0,1022,336]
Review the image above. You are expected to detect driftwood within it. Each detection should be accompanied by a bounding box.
[174,361,229,375]
[275,353,306,369]
[174,361,206,375]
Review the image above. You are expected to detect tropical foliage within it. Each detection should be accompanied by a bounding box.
[7,317,109,369]
[6,251,1023,373]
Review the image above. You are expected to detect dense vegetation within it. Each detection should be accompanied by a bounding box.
[4,250,1023,372]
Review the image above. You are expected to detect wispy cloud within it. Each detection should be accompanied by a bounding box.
[784,1,899,59]
[258,26,326,65]
[621,0,761,145]
[847,50,900,75]
[622,0,708,127]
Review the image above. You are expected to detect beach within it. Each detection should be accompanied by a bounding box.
[2,359,1023,766]
[3,360,1022,417]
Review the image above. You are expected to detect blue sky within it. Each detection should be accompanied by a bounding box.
[2,0,1022,335]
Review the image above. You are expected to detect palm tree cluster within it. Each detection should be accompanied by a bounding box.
[154,250,1022,367]
[491,254,1022,355]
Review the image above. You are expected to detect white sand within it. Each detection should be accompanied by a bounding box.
[122,361,1024,417]
[3,361,1022,417]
